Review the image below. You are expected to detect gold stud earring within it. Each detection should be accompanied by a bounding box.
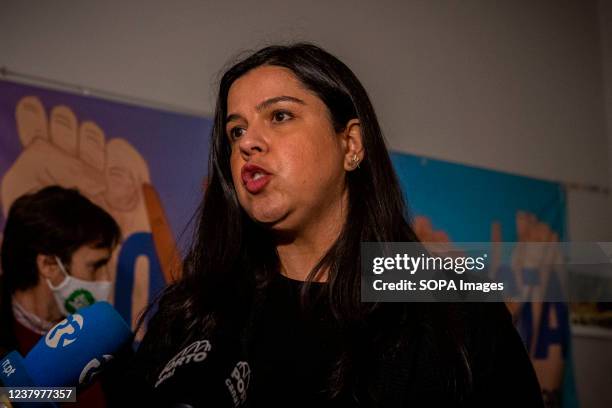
[351,154,360,169]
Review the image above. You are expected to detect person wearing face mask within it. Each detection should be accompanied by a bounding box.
[0,185,122,407]
[47,255,114,317]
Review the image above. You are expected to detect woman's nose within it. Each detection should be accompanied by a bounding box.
[238,122,268,157]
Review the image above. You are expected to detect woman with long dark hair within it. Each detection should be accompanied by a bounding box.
[134,43,543,407]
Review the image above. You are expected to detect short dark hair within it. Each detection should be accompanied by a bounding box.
[1,185,121,292]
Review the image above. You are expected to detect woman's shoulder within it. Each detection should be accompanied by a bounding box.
[374,302,542,406]
[414,302,514,339]
[413,302,524,372]
[448,302,514,337]
[437,302,543,406]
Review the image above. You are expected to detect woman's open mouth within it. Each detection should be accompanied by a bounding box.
[241,163,272,194]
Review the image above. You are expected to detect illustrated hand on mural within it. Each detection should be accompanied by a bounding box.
[413,215,469,261]
[413,215,451,243]
[500,212,562,317]
[1,96,152,236]
[2,97,105,210]
[414,212,562,305]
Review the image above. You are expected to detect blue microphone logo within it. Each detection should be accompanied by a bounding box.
[45,313,85,348]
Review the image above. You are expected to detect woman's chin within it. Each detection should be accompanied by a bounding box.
[249,205,290,227]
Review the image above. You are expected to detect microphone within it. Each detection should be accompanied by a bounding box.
[0,302,131,406]
[151,336,250,408]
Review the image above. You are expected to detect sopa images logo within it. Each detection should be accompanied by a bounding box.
[45,313,84,348]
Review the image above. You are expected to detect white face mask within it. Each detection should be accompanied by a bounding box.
[46,256,112,316]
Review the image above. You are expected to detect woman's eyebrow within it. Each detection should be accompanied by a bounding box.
[255,95,306,111]
[226,95,306,123]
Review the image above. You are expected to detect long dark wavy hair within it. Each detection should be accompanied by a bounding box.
[137,43,471,403]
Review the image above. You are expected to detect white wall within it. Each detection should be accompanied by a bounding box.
[603,0,612,189]
[0,0,609,189]
[570,3,612,408]
[601,0,612,227]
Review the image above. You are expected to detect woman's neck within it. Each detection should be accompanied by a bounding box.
[275,189,348,282]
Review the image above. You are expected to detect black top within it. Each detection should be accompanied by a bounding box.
[133,273,544,407]
[247,273,544,407]
[249,273,341,406]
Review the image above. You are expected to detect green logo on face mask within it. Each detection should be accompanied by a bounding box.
[65,289,96,314]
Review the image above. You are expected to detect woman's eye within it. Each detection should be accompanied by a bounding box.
[272,111,293,123]
[229,127,245,139]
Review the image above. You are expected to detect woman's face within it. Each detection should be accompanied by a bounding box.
[226,65,349,234]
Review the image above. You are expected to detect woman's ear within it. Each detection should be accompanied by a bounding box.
[37,254,64,285]
[342,119,365,171]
